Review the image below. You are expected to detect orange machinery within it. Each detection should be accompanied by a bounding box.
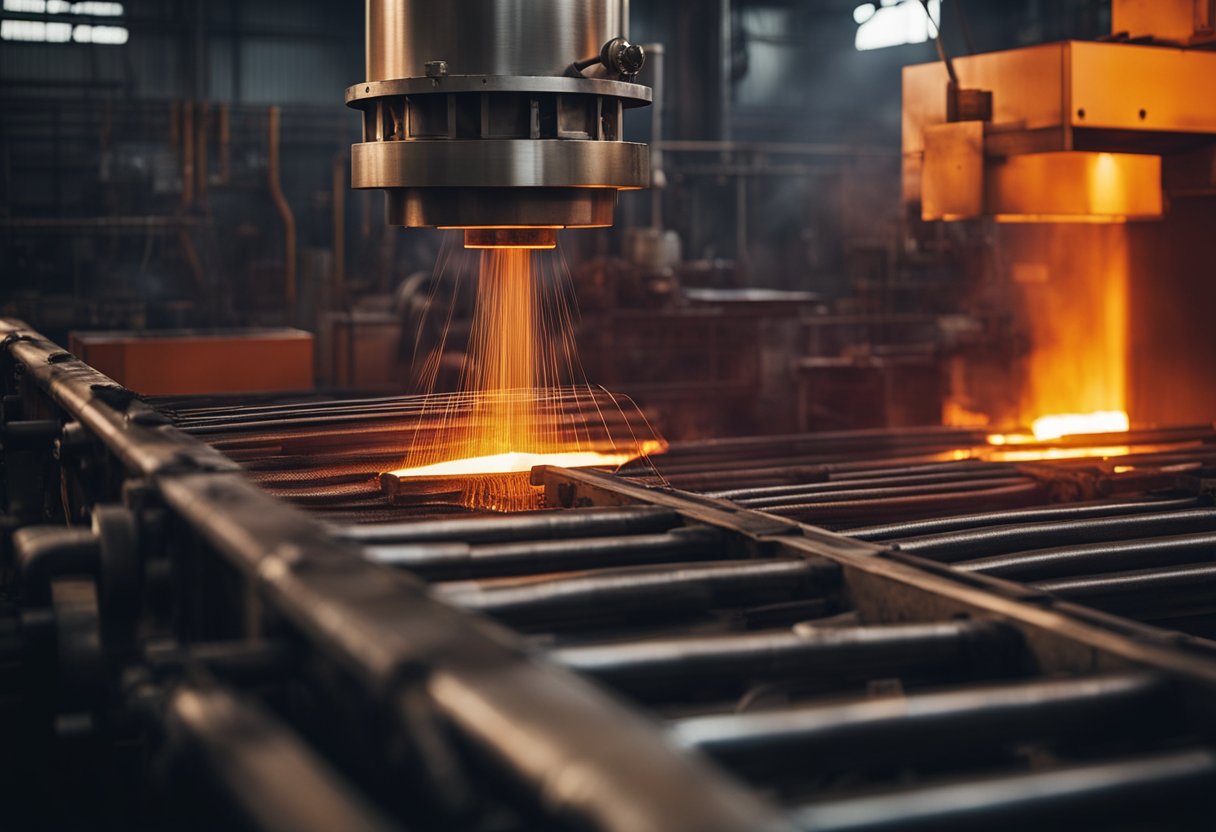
[901,0,1216,428]
[69,328,314,396]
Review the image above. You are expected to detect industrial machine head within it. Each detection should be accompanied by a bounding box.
[346,0,652,249]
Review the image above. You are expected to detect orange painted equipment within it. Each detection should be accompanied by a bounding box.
[68,329,314,396]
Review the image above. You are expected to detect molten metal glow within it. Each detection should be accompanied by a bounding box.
[388,441,666,480]
[1030,410,1130,441]
[994,215,1128,224]
[987,444,1132,463]
[986,410,1130,446]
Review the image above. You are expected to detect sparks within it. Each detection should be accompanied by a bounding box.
[385,241,665,511]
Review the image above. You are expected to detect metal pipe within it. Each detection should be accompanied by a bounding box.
[196,100,209,205]
[180,100,195,207]
[552,621,1018,693]
[332,150,346,307]
[340,506,680,544]
[673,672,1168,774]
[956,532,1216,581]
[790,749,1216,832]
[768,482,1044,528]
[268,105,297,313]
[719,0,732,142]
[423,666,793,832]
[712,466,1017,502]
[192,0,207,100]
[169,99,180,156]
[177,99,207,292]
[218,102,231,183]
[1036,563,1216,612]
[645,42,665,229]
[736,170,748,263]
[846,497,1205,542]
[367,527,725,581]
[737,477,1034,509]
[437,558,840,629]
[895,508,1216,562]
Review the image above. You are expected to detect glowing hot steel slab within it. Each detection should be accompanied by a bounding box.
[387,446,663,479]
[988,410,1131,447]
[1031,410,1130,441]
[381,443,663,512]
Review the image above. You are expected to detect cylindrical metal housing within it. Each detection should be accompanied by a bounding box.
[367,0,624,80]
[348,0,650,236]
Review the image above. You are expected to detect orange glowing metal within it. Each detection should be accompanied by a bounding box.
[987,444,1133,464]
[1031,410,1130,441]
[388,442,665,480]
[986,411,1130,446]
[984,409,1131,461]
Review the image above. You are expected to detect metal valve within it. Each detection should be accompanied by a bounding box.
[600,37,645,78]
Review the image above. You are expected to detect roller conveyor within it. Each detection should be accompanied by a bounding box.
[6,318,1216,831]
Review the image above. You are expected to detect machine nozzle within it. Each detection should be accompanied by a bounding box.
[462,228,559,250]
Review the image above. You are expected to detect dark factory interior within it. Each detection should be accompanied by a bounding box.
[4,1,1216,830]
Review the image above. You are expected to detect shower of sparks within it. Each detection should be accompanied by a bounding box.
[386,239,664,511]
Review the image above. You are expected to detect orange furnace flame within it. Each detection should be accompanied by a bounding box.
[946,220,1134,456]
